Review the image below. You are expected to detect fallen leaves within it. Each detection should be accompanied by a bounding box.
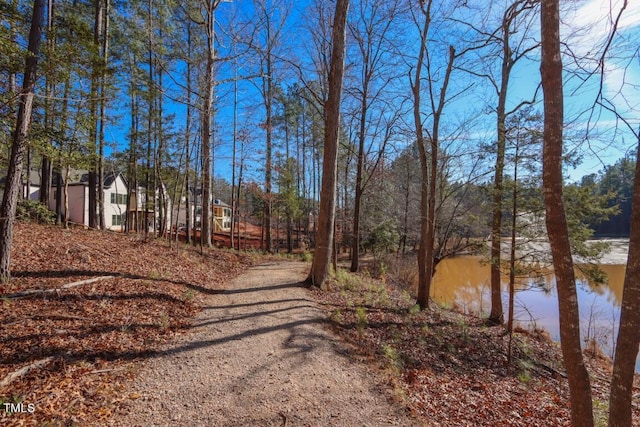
[0,222,252,426]
[313,268,640,427]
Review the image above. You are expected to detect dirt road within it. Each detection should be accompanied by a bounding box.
[108,262,417,427]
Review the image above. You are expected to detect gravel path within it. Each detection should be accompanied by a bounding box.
[107,262,417,427]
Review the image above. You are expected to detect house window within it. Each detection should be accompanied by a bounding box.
[112,214,126,226]
[110,193,127,205]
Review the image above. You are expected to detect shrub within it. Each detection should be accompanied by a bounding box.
[16,199,55,224]
[363,221,399,258]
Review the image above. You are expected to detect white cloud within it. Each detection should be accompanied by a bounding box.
[565,0,640,54]
[573,0,640,30]
[564,0,640,113]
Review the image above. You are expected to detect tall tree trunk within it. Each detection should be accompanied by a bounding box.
[26,146,31,200]
[236,140,244,250]
[192,138,201,247]
[185,22,193,245]
[88,0,103,229]
[201,1,219,248]
[350,185,363,271]
[40,156,51,204]
[264,38,273,253]
[0,0,46,282]
[39,0,54,206]
[55,165,62,224]
[126,53,138,233]
[307,0,350,287]
[489,48,509,324]
[412,1,455,309]
[507,140,519,363]
[63,165,70,228]
[540,1,594,425]
[57,61,71,226]
[8,0,19,110]
[608,137,640,427]
[490,0,535,324]
[350,88,367,273]
[230,38,237,250]
[145,0,154,239]
[284,101,293,254]
[97,0,110,230]
[155,41,165,237]
[411,1,430,308]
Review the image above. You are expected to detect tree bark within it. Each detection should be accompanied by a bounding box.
[608,137,640,427]
[411,0,431,309]
[540,1,594,425]
[40,0,55,207]
[307,0,350,287]
[88,0,103,229]
[412,1,455,309]
[97,0,110,230]
[230,37,237,250]
[350,54,368,273]
[200,0,220,248]
[489,40,509,324]
[490,0,531,325]
[0,0,46,282]
[144,0,154,239]
[264,26,273,253]
[185,22,193,245]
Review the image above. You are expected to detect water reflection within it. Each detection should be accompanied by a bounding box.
[430,256,637,370]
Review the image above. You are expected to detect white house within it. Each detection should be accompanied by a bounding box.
[0,167,42,200]
[49,172,129,230]
[0,166,170,232]
[173,198,231,233]
[22,169,42,201]
[48,171,170,232]
[213,199,232,232]
[125,182,172,233]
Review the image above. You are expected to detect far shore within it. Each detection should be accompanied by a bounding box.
[497,238,630,265]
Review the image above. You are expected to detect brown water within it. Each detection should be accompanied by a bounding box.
[430,256,636,369]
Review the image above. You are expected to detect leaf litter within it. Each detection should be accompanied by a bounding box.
[0,222,253,426]
[1,223,638,426]
[311,268,640,426]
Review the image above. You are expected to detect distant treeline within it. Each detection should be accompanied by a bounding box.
[584,156,635,238]
[593,198,632,238]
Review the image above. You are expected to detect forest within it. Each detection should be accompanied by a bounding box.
[1,0,640,426]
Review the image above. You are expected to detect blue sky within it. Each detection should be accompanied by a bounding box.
[100,0,639,187]
[560,0,640,180]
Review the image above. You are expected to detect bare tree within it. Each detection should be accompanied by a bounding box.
[250,0,291,253]
[307,0,350,287]
[486,0,538,325]
[409,0,456,309]
[196,0,223,246]
[0,0,46,282]
[540,0,593,424]
[347,0,401,272]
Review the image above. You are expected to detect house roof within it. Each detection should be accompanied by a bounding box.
[0,168,42,187]
[73,171,125,188]
[1,167,125,189]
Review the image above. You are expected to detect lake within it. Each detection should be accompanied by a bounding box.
[429,255,638,371]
